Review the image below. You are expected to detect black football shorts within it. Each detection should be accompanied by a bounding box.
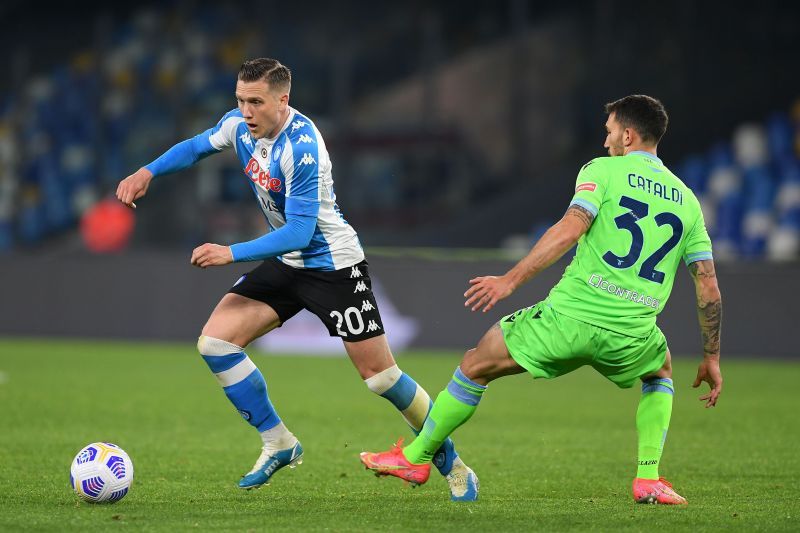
[228,258,385,342]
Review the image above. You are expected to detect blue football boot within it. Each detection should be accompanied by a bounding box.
[238,441,303,489]
[432,438,479,501]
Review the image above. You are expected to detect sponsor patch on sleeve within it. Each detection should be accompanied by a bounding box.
[575,182,597,193]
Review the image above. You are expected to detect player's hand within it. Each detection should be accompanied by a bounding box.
[692,356,722,408]
[116,168,153,208]
[464,275,515,313]
[190,243,234,268]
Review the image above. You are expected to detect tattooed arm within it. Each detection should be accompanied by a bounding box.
[465,204,594,312]
[688,259,723,407]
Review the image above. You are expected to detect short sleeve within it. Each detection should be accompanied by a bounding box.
[569,159,609,217]
[282,122,321,202]
[208,109,244,151]
[683,209,713,265]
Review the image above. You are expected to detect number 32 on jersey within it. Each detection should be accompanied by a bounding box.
[602,196,683,284]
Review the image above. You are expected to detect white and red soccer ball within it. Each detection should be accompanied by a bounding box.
[70,442,134,503]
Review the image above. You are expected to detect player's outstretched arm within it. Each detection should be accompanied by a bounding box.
[465,204,594,312]
[116,132,219,208]
[689,259,723,407]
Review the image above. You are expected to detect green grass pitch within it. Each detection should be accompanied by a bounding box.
[0,338,798,531]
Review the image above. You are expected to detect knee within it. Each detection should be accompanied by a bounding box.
[643,349,673,380]
[460,348,491,384]
[364,364,402,395]
[197,335,243,356]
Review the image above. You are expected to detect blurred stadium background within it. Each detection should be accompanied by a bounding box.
[2,2,800,530]
[1,0,799,354]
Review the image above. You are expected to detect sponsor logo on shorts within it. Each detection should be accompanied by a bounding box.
[350,266,362,278]
[361,300,375,312]
[575,182,597,193]
[587,274,660,310]
[366,320,381,332]
[354,281,368,293]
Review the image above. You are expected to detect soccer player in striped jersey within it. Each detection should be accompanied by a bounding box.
[361,95,723,505]
[116,58,478,500]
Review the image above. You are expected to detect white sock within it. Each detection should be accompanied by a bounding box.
[260,422,296,449]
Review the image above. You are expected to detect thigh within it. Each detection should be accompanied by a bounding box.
[499,302,592,381]
[202,293,282,348]
[228,259,304,325]
[460,323,526,385]
[295,260,385,342]
[592,326,668,389]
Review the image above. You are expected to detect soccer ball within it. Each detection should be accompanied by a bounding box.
[70,442,134,503]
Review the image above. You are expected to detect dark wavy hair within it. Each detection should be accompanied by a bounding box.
[605,95,668,145]
[238,58,291,92]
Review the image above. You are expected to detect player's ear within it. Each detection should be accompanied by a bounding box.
[623,128,634,147]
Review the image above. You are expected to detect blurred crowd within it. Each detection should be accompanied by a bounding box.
[0,8,249,251]
[678,109,800,261]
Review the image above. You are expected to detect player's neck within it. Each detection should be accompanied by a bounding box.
[265,108,292,140]
[623,144,658,158]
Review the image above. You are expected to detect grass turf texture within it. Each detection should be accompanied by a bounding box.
[0,339,797,532]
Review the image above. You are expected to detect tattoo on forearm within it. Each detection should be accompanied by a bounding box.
[690,260,722,356]
[689,260,716,279]
[697,300,722,356]
[566,204,595,230]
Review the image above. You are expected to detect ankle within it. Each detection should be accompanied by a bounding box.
[260,422,296,449]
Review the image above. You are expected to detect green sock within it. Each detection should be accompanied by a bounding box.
[636,377,674,479]
[403,367,487,464]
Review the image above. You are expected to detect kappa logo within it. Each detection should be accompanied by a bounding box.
[354,281,367,293]
[291,120,307,132]
[361,300,375,312]
[350,265,362,278]
[240,132,253,146]
[296,133,314,144]
[366,320,381,332]
[299,153,316,166]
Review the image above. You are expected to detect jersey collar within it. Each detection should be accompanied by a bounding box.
[627,150,663,165]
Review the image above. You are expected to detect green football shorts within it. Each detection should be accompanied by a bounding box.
[499,300,667,389]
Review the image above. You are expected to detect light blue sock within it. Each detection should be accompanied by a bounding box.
[365,365,459,474]
[198,336,280,431]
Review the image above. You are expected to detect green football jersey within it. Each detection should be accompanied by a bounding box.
[547,151,713,338]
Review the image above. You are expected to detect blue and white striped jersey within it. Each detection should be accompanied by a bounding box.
[207,107,364,270]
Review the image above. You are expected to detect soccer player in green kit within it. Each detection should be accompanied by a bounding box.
[360,95,723,505]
